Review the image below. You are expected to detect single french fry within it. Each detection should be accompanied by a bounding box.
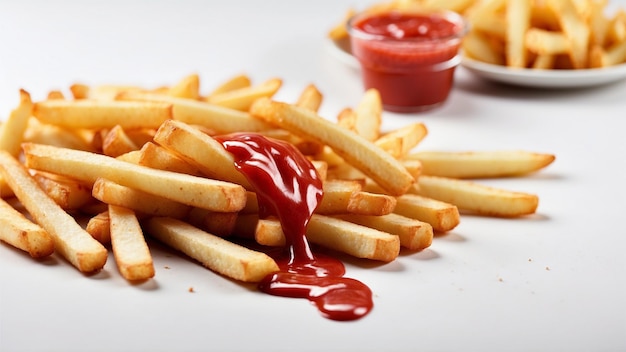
[102,125,139,158]
[506,0,531,68]
[207,78,282,111]
[33,172,94,210]
[316,179,361,214]
[33,100,173,130]
[138,142,202,176]
[394,193,460,232]
[0,151,107,273]
[0,197,55,258]
[402,159,423,180]
[86,211,111,244]
[207,74,251,97]
[169,73,200,100]
[525,28,569,55]
[532,54,556,69]
[24,118,95,152]
[186,208,238,237]
[335,213,433,251]
[548,0,590,68]
[417,175,539,217]
[23,143,247,212]
[328,8,356,40]
[250,98,414,196]
[462,31,506,65]
[375,122,428,159]
[92,178,191,218]
[0,89,33,156]
[116,91,274,133]
[354,89,382,141]
[69,83,90,99]
[295,84,323,112]
[346,191,397,216]
[109,205,155,281]
[337,107,357,131]
[153,120,251,188]
[254,215,400,262]
[409,150,555,178]
[144,217,279,283]
[46,90,65,100]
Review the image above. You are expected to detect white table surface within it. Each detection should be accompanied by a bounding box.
[1,1,625,351]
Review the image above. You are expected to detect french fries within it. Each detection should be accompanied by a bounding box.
[0,72,554,291]
[249,98,415,196]
[0,151,107,273]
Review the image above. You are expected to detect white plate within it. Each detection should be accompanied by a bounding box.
[461,57,626,88]
[326,36,626,89]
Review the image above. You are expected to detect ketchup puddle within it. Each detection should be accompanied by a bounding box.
[216,133,373,321]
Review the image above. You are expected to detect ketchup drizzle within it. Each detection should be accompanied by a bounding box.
[216,133,374,321]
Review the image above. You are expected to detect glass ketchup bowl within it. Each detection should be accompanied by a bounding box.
[347,9,468,113]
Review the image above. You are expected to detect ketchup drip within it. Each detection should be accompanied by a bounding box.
[216,133,373,321]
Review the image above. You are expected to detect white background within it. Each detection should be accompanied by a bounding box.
[0,1,625,351]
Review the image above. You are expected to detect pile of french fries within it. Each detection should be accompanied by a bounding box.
[0,73,554,284]
[329,0,626,69]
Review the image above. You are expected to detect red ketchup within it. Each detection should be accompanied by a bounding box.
[216,133,373,321]
[348,10,467,112]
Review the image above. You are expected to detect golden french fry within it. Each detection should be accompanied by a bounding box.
[207,73,251,97]
[109,205,155,281]
[254,215,400,262]
[354,89,382,141]
[328,8,356,40]
[33,100,173,130]
[46,90,65,100]
[506,0,531,68]
[168,73,200,100]
[102,125,140,158]
[186,208,238,237]
[409,150,555,178]
[532,54,556,69]
[346,191,397,216]
[374,122,428,159]
[462,31,505,65]
[394,193,460,232]
[24,118,95,152]
[33,172,94,210]
[417,175,539,217]
[116,91,274,133]
[525,28,569,55]
[207,78,282,111]
[0,89,33,156]
[69,83,90,99]
[0,150,107,273]
[23,143,247,212]
[153,119,251,188]
[138,142,202,176]
[250,98,415,196]
[145,217,279,283]
[0,197,55,258]
[316,179,362,214]
[92,178,191,218]
[335,213,433,251]
[295,84,323,112]
[86,211,111,244]
[548,0,590,68]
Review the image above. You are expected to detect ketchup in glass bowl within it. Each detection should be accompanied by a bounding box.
[347,9,468,113]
